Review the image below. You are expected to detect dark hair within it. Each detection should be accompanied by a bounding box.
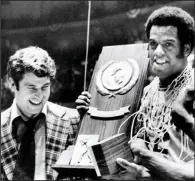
[145,6,194,54]
[7,46,56,90]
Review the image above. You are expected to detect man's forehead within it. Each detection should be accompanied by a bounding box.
[21,72,50,85]
[151,25,177,30]
[150,25,178,40]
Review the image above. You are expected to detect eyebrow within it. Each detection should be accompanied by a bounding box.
[149,37,176,42]
[149,39,177,45]
[42,83,50,87]
[24,83,35,87]
[163,39,176,42]
[24,82,50,87]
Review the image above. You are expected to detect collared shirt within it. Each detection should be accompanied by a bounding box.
[10,99,47,180]
[10,99,47,123]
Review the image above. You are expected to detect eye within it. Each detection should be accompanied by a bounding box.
[42,85,49,91]
[28,86,35,90]
[164,42,174,50]
[27,86,36,92]
[149,41,157,49]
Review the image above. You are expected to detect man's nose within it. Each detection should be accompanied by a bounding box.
[154,44,165,58]
[34,89,43,99]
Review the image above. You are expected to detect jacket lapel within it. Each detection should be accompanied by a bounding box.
[1,108,18,180]
[45,102,69,180]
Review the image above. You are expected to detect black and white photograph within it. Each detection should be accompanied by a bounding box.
[1,1,194,180]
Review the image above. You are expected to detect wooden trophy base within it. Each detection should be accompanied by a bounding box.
[52,137,99,180]
[52,165,98,179]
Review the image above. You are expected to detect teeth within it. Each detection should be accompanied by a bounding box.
[155,59,166,64]
[30,100,41,105]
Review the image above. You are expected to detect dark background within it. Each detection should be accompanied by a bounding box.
[1,1,194,111]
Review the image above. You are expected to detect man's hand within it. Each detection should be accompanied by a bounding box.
[171,80,194,142]
[75,91,91,118]
[116,158,152,180]
[115,139,160,180]
[128,138,194,180]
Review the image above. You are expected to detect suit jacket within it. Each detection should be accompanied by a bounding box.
[1,101,80,180]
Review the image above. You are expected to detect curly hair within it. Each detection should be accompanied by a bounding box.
[7,46,56,90]
[145,6,194,54]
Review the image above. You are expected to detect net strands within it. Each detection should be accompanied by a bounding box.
[118,65,193,160]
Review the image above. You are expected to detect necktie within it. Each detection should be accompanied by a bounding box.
[13,115,41,180]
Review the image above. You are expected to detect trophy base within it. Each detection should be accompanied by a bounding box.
[52,164,98,179]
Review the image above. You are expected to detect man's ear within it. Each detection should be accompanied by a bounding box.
[184,44,191,58]
[8,77,16,93]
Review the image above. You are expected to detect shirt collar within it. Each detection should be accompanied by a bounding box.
[10,98,47,123]
[10,99,21,122]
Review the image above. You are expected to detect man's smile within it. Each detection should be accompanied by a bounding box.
[153,58,167,66]
[29,100,42,105]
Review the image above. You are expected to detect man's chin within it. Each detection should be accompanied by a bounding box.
[28,105,43,115]
[29,109,42,115]
[151,69,161,77]
[151,67,166,77]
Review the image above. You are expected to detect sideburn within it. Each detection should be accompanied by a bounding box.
[176,44,185,59]
[15,82,20,91]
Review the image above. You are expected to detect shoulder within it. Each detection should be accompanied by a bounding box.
[143,77,158,94]
[143,84,150,94]
[47,101,79,119]
[1,107,12,127]
[143,83,152,95]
